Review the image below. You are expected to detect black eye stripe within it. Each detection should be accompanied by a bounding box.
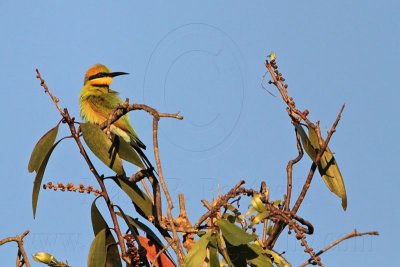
[88,72,109,80]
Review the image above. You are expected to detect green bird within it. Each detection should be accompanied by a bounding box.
[79,63,150,169]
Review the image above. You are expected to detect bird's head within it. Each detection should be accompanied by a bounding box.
[83,64,129,86]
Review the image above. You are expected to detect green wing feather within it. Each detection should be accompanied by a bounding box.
[80,87,146,149]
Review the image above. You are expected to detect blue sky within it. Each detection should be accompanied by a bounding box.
[1,1,398,266]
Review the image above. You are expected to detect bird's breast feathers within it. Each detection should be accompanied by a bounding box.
[80,88,120,123]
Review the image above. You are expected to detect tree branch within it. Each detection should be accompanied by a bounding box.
[0,230,31,267]
[300,230,379,267]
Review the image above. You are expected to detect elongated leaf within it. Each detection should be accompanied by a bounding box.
[91,198,108,235]
[91,199,122,267]
[28,125,59,173]
[249,211,268,228]
[208,233,220,267]
[247,243,274,267]
[81,123,124,175]
[225,243,250,267]
[87,228,107,267]
[32,139,62,218]
[294,123,316,159]
[251,194,266,213]
[320,146,347,210]
[216,219,256,246]
[295,124,347,210]
[184,231,211,267]
[245,206,257,217]
[224,242,273,267]
[265,248,291,267]
[216,233,234,267]
[114,178,153,218]
[116,212,164,249]
[112,135,144,168]
[308,127,347,210]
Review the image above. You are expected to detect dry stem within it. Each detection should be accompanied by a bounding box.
[300,230,379,267]
[0,230,31,267]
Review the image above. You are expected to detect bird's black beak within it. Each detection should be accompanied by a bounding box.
[109,72,129,77]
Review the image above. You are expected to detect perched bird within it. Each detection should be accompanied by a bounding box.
[79,64,150,169]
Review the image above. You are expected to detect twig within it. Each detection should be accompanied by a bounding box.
[201,199,212,210]
[149,241,174,267]
[262,219,268,245]
[152,116,185,264]
[36,69,64,117]
[0,230,31,267]
[194,180,247,228]
[178,194,189,222]
[99,101,183,131]
[285,129,304,211]
[260,71,277,97]
[129,169,148,183]
[178,194,195,252]
[299,230,379,267]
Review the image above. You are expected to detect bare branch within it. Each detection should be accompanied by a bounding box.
[99,100,183,131]
[149,241,174,267]
[300,230,379,267]
[152,117,185,264]
[194,180,249,228]
[0,230,31,267]
[285,129,304,211]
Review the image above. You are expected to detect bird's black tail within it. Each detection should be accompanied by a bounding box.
[131,144,158,176]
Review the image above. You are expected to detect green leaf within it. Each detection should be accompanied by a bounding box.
[208,233,220,267]
[114,177,153,218]
[295,124,347,210]
[249,211,268,228]
[32,139,62,218]
[116,212,164,249]
[265,248,291,267]
[112,135,144,168]
[222,213,237,224]
[28,125,59,173]
[90,199,122,267]
[247,243,274,267]
[81,122,124,175]
[224,242,273,267]
[184,231,211,267]
[87,228,107,267]
[91,198,108,235]
[319,146,347,210]
[224,243,250,267]
[308,127,347,210]
[294,123,316,160]
[216,234,234,267]
[216,219,256,246]
[245,206,257,217]
[251,194,266,213]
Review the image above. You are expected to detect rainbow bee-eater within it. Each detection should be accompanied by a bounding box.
[79,64,150,169]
